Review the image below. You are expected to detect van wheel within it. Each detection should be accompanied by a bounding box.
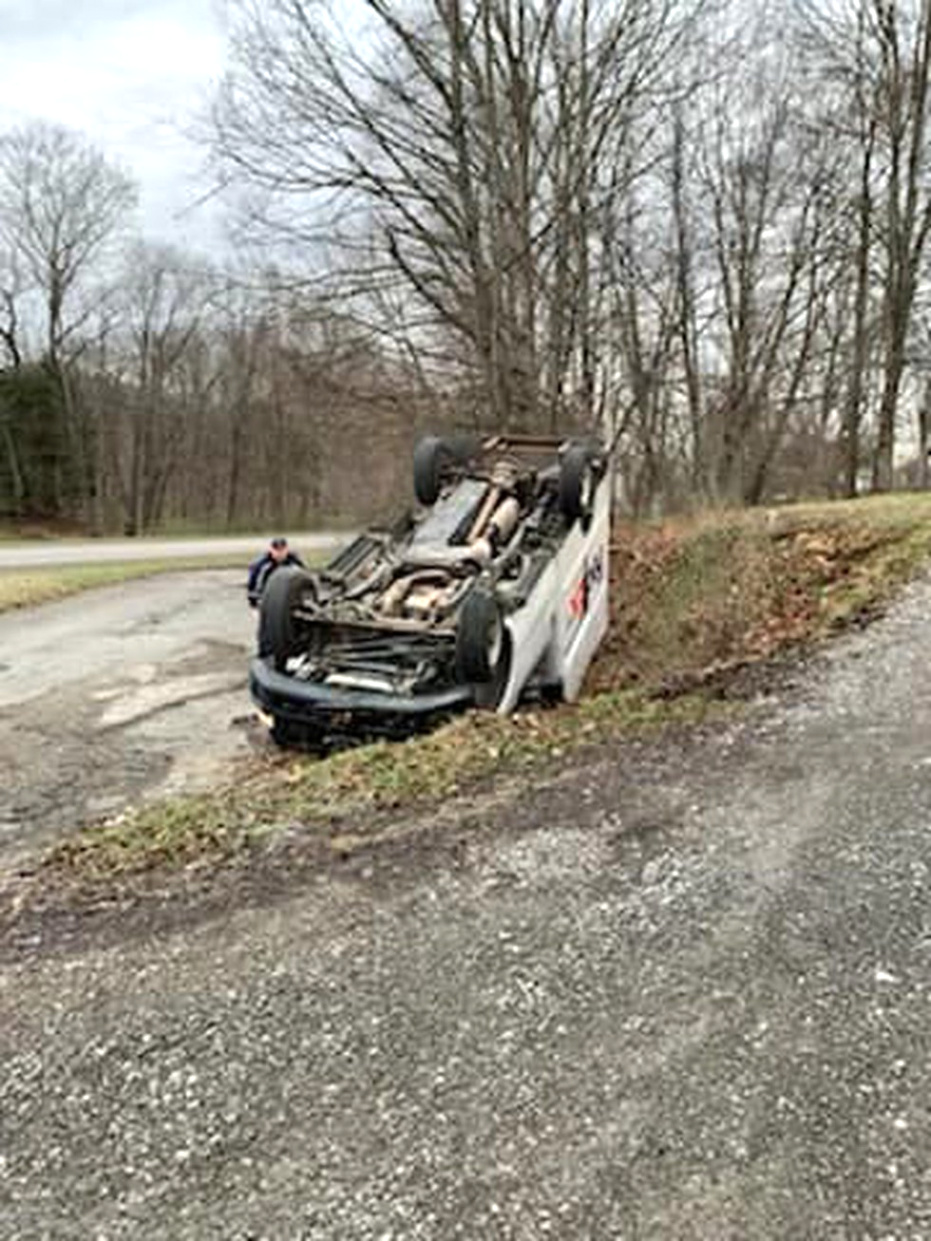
[413,436,453,506]
[413,434,476,505]
[559,443,598,530]
[456,591,507,684]
[258,567,316,670]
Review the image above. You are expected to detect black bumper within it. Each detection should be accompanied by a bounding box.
[249,657,474,724]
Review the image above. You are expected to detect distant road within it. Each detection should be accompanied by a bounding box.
[0,531,351,569]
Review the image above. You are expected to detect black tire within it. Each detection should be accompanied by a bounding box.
[258,566,316,670]
[413,435,472,505]
[456,590,506,684]
[446,432,480,465]
[559,443,597,529]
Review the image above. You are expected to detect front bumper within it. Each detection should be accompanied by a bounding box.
[249,657,474,724]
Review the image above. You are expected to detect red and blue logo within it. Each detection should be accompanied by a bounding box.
[568,549,605,619]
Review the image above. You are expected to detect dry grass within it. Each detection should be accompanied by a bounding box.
[0,557,245,613]
[591,493,931,694]
[45,689,708,881]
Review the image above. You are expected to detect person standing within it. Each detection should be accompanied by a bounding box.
[247,537,304,608]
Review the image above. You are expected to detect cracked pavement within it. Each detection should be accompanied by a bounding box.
[0,570,257,866]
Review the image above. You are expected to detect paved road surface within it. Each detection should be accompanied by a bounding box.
[0,570,259,865]
[5,578,931,1236]
[0,532,348,569]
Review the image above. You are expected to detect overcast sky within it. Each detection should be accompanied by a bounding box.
[0,0,228,253]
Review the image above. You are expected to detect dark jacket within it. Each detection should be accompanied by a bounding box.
[247,550,304,607]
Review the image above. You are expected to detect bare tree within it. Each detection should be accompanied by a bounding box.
[0,250,23,370]
[0,122,136,367]
[705,96,832,505]
[0,121,137,520]
[116,245,208,534]
[0,250,25,512]
[796,0,931,492]
[212,0,706,432]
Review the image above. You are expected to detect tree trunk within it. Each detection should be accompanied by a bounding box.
[919,380,931,490]
[1,419,24,514]
[872,321,907,492]
[843,127,874,498]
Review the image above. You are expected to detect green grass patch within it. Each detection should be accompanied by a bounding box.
[0,556,245,613]
[0,549,328,613]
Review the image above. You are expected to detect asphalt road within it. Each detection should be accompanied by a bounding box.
[0,532,348,569]
[0,570,260,865]
[5,577,931,1236]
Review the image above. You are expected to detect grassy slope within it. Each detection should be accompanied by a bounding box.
[36,493,931,883]
[593,494,931,694]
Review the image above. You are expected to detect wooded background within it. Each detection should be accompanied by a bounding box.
[4,0,931,533]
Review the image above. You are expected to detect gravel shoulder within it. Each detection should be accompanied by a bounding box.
[4,575,931,1236]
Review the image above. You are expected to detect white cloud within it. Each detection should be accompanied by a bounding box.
[0,0,227,251]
